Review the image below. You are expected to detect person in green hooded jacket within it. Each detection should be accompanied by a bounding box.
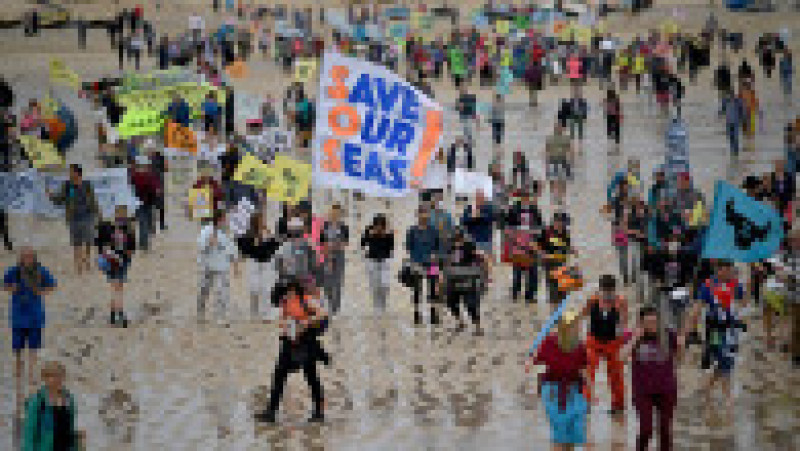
[23,361,80,451]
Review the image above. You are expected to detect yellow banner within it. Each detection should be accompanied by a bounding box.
[294,59,318,84]
[267,155,311,204]
[575,27,592,46]
[19,135,64,169]
[49,59,80,90]
[188,187,213,220]
[117,108,164,138]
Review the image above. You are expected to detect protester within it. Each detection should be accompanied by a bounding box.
[255,279,327,423]
[5,248,56,388]
[406,208,441,325]
[506,185,544,303]
[23,361,80,451]
[48,164,99,275]
[320,204,349,315]
[602,88,622,150]
[237,211,281,320]
[197,210,236,322]
[581,275,628,415]
[129,155,161,252]
[525,309,589,450]
[542,212,574,306]
[621,306,686,451]
[689,260,747,423]
[96,205,135,327]
[361,214,394,312]
[545,123,574,206]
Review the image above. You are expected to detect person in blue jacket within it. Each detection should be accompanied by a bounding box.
[166,94,192,128]
[406,208,442,325]
[4,247,57,388]
[461,190,495,255]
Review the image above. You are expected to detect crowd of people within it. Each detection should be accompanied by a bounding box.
[1,1,798,449]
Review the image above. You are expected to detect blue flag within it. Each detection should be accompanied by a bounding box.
[526,294,572,358]
[702,180,784,262]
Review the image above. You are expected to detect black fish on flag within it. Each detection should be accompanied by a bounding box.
[725,200,771,250]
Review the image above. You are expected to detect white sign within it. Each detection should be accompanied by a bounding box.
[228,198,256,237]
[454,169,493,200]
[312,52,444,197]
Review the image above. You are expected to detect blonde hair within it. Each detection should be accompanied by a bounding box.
[41,361,66,378]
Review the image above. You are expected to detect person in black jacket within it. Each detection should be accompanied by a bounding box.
[96,205,136,327]
[238,211,282,319]
[442,229,484,335]
[255,279,328,424]
[446,137,474,173]
[361,214,395,312]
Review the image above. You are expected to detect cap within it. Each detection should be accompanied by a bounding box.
[561,309,579,324]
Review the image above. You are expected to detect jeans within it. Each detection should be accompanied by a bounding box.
[322,251,345,315]
[447,289,479,324]
[411,270,438,314]
[512,264,539,301]
[616,245,630,284]
[137,204,154,250]
[727,123,740,157]
[568,117,584,140]
[491,122,504,145]
[366,259,390,311]
[198,268,230,318]
[266,338,323,416]
[634,392,676,451]
[0,208,10,249]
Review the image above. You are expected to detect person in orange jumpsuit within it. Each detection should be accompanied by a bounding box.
[580,274,628,416]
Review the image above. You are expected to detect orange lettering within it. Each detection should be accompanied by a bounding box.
[328,104,360,137]
[322,138,342,172]
[327,65,349,100]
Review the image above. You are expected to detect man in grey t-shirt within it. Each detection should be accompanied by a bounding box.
[48,164,99,275]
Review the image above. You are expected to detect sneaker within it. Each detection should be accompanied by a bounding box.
[414,311,422,325]
[308,411,324,423]
[254,410,276,423]
[109,312,117,326]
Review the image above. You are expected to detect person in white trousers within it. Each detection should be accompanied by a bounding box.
[197,210,237,322]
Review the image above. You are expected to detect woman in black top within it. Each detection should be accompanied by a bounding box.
[361,214,395,312]
[238,211,282,319]
[442,229,484,335]
[96,205,136,327]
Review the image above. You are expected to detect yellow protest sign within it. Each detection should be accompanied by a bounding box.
[661,20,678,36]
[294,59,318,84]
[188,187,213,220]
[496,20,510,35]
[267,155,311,204]
[575,27,592,46]
[19,135,64,169]
[49,59,81,90]
[234,153,276,190]
[164,121,197,153]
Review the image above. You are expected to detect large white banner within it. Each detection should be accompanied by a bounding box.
[312,52,445,197]
[0,169,140,219]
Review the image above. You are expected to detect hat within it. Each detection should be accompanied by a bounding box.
[561,309,579,324]
[135,155,150,165]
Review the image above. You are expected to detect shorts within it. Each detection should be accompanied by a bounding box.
[12,327,42,351]
[546,158,572,181]
[541,382,588,444]
[68,218,95,246]
[106,262,129,283]
[707,344,735,376]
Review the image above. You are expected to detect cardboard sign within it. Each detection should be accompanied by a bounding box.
[267,155,311,204]
[294,59,318,84]
[234,153,276,190]
[454,169,493,200]
[228,198,256,237]
[164,121,197,153]
[117,108,165,138]
[49,59,81,90]
[188,187,213,220]
[19,135,64,169]
[225,60,248,79]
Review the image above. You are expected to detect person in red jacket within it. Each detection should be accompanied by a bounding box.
[130,156,162,251]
